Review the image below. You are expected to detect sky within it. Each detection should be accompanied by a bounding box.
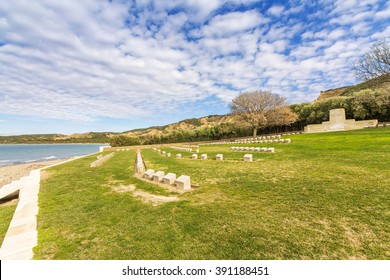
[0,0,389,136]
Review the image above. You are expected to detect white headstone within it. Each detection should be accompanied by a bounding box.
[201,154,207,159]
[244,154,253,162]
[143,169,155,179]
[162,173,176,185]
[215,154,223,161]
[175,175,191,190]
[152,171,165,182]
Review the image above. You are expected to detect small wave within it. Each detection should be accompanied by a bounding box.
[43,156,56,160]
[24,159,38,163]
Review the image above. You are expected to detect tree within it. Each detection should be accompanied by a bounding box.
[354,39,390,81]
[229,90,298,137]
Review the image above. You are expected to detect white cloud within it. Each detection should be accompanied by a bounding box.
[0,0,388,127]
[268,5,285,17]
[200,10,268,38]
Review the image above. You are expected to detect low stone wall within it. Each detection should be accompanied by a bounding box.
[134,150,146,174]
[90,152,115,167]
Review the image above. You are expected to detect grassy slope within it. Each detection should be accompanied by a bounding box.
[34,128,390,259]
[0,204,17,244]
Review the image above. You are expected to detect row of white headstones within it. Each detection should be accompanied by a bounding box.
[143,169,191,190]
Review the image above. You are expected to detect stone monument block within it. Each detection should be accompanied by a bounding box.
[175,175,191,190]
[215,154,223,161]
[152,171,165,182]
[191,154,198,159]
[176,154,182,158]
[162,173,176,185]
[201,154,207,159]
[304,108,378,133]
[244,154,253,162]
[143,169,155,180]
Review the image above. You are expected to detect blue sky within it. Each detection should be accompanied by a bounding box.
[0,0,389,136]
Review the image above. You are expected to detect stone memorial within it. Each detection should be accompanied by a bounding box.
[192,154,198,159]
[162,173,176,185]
[244,154,253,162]
[304,108,378,133]
[176,154,182,158]
[201,154,207,159]
[175,175,191,190]
[143,169,155,179]
[215,154,223,161]
[152,171,165,182]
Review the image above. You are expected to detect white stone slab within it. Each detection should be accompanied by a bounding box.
[162,173,176,185]
[152,171,165,182]
[191,154,198,159]
[244,154,253,162]
[143,169,155,179]
[176,154,182,158]
[201,154,207,159]
[175,175,191,190]
[215,154,223,161]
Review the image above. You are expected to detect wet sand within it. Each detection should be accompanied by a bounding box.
[0,160,67,188]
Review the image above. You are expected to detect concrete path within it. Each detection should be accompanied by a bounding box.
[0,154,99,260]
[0,169,40,259]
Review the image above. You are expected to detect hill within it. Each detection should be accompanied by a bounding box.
[317,73,390,101]
[0,132,114,144]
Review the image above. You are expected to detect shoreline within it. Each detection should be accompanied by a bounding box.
[0,159,71,188]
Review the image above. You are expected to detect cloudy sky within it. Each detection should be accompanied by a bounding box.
[0,0,389,135]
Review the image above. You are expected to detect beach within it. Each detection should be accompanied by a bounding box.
[0,160,66,188]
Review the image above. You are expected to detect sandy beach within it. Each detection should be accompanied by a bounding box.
[0,159,66,188]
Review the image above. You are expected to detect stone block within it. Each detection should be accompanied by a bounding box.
[201,154,207,159]
[267,148,275,153]
[176,154,182,158]
[279,139,285,143]
[167,153,171,157]
[175,175,191,190]
[260,147,267,152]
[143,169,155,179]
[244,154,253,162]
[162,151,166,155]
[285,139,291,143]
[192,154,198,159]
[215,154,223,161]
[162,173,176,185]
[152,171,165,182]
[254,147,261,152]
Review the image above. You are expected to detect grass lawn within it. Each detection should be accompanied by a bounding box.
[0,202,17,245]
[34,128,390,259]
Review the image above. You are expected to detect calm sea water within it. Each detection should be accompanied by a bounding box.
[0,144,108,166]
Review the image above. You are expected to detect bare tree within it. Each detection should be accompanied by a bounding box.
[230,90,298,137]
[354,39,390,81]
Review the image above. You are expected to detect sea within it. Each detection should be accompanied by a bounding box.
[0,144,108,166]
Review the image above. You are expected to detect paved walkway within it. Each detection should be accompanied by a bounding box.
[0,155,98,260]
[0,169,40,259]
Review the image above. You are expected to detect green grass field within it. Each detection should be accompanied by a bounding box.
[34,128,390,259]
[0,203,17,245]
